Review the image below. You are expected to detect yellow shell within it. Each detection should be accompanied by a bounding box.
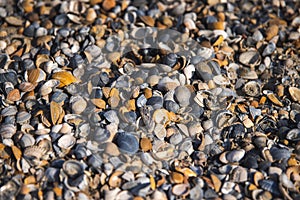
[52,71,77,88]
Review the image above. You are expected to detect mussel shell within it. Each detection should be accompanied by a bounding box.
[115,132,139,155]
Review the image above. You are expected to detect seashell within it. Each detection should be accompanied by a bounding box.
[0,70,18,86]
[207,21,225,30]
[172,183,190,197]
[19,82,35,92]
[45,167,60,183]
[63,160,84,178]
[50,101,63,125]
[86,8,97,23]
[213,75,230,85]
[39,80,60,96]
[262,42,276,56]
[152,141,176,160]
[19,134,35,148]
[174,86,191,107]
[26,68,46,83]
[58,134,76,149]
[16,111,31,124]
[140,137,152,152]
[169,132,183,145]
[91,127,111,143]
[226,149,245,163]
[266,92,283,107]
[215,110,233,128]
[70,96,87,114]
[243,81,261,97]
[11,145,22,160]
[52,71,77,88]
[1,106,18,117]
[102,0,116,11]
[146,96,163,110]
[266,25,279,41]
[231,166,248,183]
[152,109,169,125]
[211,174,222,192]
[270,146,291,161]
[109,171,123,188]
[239,50,261,67]
[88,154,103,169]
[171,172,184,184]
[258,179,280,196]
[140,16,155,27]
[157,77,180,92]
[0,124,16,139]
[286,129,300,141]
[162,53,177,67]
[289,87,300,102]
[5,16,23,26]
[221,181,235,194]
[23,145,47,160]
[154,123,167,140]
[115,132,139,155]
[7,89,21,102]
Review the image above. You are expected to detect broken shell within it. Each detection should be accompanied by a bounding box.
[109,171,123,188]
[243,81,261,97]
[239,50,261,67]
[289,87,300,102]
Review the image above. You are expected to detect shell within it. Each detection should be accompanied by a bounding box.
[239,50,261,67]
[62,160,84,178]
[57,134,76,149]
[0,124,16,139]
[52,71,77,88]
[23,145,47,160]
[243,81,261,97]
[289,87,300,102]
[172,183,190,196]
[115,132,139,155]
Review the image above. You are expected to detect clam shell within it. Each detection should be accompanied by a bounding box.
[0,124,16,139]
[57,134,76,149]
[16,111,31,124]
[63,160,84,178]
[1,106,18,116]
[23,145,47,160]
[19,134,35,148]
[115,132,139,155]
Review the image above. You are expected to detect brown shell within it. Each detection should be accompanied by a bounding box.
[52,71,77,88]
[50,101,63,125]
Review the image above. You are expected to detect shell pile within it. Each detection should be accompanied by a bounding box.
[0,0,300,199]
